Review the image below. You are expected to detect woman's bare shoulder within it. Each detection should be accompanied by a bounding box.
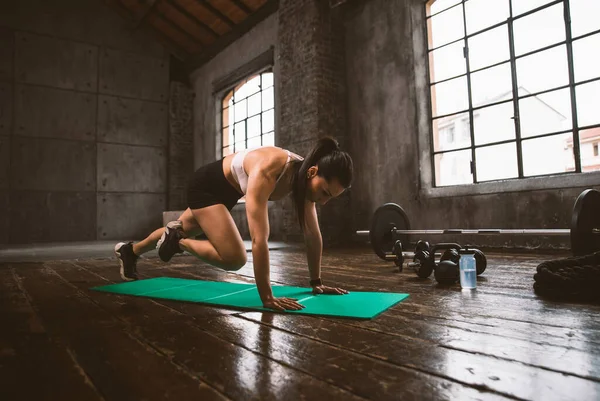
[246,147,290,176]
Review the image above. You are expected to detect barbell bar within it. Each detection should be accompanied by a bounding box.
[357,188,600,260]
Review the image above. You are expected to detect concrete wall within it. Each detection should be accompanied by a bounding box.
[0,0,170,244]
[345,0,600,251]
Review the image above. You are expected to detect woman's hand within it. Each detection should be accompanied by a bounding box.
[312,285,349,295]
[262,297,306,311]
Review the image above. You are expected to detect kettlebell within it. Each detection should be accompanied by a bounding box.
[435,259,460,284]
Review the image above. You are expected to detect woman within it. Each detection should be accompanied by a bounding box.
[114,136,354,311]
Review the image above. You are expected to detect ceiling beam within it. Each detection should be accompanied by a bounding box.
[165,0,220,39]
[154,12,205,47]
[184,0,278,72]
[133,0,159,29]
[197,0,236,28]
[230,0,253,15]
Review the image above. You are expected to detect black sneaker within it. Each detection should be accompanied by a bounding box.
[114,242,139,281]
[157,220,186,262]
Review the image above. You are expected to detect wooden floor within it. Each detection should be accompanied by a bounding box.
[1,246,599,401]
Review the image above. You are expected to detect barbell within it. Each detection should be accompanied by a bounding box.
[357,188,600,260]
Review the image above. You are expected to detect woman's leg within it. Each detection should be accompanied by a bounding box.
[115,208,203,281]
[177,204,247,271]
[132,208,202,256]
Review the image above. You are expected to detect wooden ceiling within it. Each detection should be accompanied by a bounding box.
[104,0,278,71]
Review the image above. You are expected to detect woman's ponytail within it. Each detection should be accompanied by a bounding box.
[291,136,353,229]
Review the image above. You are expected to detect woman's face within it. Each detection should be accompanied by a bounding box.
[306,166,345,205]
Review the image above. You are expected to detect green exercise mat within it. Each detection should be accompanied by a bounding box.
[91,277,409,319]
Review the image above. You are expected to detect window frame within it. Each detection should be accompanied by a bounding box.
[212,47,275,160]
[416,0,600,196]
[219,68,275,158]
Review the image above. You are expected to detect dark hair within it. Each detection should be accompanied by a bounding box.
[291,136,353,229]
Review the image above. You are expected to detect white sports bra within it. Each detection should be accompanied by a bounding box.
[230,148,303,195]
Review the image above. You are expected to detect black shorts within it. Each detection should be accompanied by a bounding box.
[187,158,243,211]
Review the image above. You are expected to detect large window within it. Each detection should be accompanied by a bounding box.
[221,70,275,157]
[426,0,600,187]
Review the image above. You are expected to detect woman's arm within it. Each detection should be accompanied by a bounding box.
[245,160,304,311]
[302,201,348,295]
[302,201,322,281]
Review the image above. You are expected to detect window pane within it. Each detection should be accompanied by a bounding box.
[513,4,565,56]
[262,132,275,147]
[261,72,273,88]
[475,143,518,181]
[519,88,572,137]
[222,145,233,157]
[427,0,461,16]
[247,115,260,138]
[522,133,575,176]
[573,34,600,83]
[262,86,274,111]
[428,5,465,49]
[433,112,470,151]
[468,24,509,71]
[247,92,261,117]
[570,0,600,38]
[233,141,245,153]
[578,128,600,172]
[465,0,509,35]
[516,45,569,94]
[471,62,512,107]
[576,81,600,127]
[435,150,473,186]
[234,99,247,122]
[473,102,516,145]
[429,40,466,83]
[512,0,555,16]
[262,109,274,133]
[235,75,260,101]
[234,121,245,143]
[431,76,469,117]
[248,135,261,149]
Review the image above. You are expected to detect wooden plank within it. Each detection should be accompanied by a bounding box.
[44,260,370,401]
[14,263,229,401]
[135,256,600,350]
[184,0,278,71]
[133,0,159,28]
[230,0,253,14]
[137,253,600,336]
[147,13,203,54]
[239,312,600,401]
[0,266,105,401]
[164,0,220,39]
[202,0,236,27]
[157,0,214,45]
[175,0,231,35]
[72,267,512,399]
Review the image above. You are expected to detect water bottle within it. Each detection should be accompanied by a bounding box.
[458,250,477,290]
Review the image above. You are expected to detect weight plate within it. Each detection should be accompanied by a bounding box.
[473,249,487,275]
[369,203,411,260]
[571,188,600,256]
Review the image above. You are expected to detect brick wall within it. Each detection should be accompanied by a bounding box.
[277,0,350,245]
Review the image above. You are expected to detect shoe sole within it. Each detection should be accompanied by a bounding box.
[115,242,136,281]
[157,221,183,262]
